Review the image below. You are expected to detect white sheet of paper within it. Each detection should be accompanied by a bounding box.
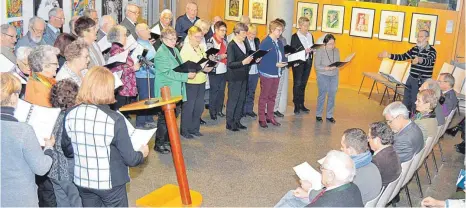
[106,50,129,65]
[317,157,326,165]
[0,54,16,72]
[124,35,137,51]
[97,36,112,52]
[150,24,161,35]
[130,44,145,62]
[14,99,61,146]
[118,112,156,150]
[288,50,306,62]
[293,162,323,190]
[113,72,123,89]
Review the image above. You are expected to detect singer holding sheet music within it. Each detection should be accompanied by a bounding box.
[180,26,213,138]
[314,34,340,123]
[290,17,315,115]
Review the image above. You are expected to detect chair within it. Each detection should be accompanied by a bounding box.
[436,109,457,161]
[436,62,455,79]
[414,137,434,194]
[458,80,465,114]
[379,61,410,105]
[452,67,465,93]
[430,125,445,174]
[389,157,414,203]
[358,58,395,98]
[365,186,385,207]
[375,175,401,207]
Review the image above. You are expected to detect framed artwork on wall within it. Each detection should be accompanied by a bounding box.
[349,7,375,39]
[321,4,345,34]
[34,0,63,21]
[249,0,267,25]
[102,0,123,23]
[378,10,405,42]
[225,0,244,22]
[409,13,438,45]
[72,0,94,16]
[6,0,23,18]
[8,20,24,38]
[296,2,318,31]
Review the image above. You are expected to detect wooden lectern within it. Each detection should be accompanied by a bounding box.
[120,86,202,207]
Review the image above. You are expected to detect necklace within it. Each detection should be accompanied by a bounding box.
[325,48,334,63]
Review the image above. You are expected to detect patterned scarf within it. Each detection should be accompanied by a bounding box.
[350,151,372,169]
[213,33,227,64]
[31,72,56,88]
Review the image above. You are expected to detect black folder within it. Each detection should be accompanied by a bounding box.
[150,33,161,41]
[205,48,220,56]
[250,49,271,62]
[284,45,303,54]
[173,61,202,73]
[311,44,323,49]
[328,61,348,68]
[197,58,217,67]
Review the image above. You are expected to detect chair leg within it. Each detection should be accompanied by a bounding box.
[380,87,388,105]
[404,186,413,207]
[415,170,424,198]
[376,82,380,94]
[368,80,376,99]
[438,140,446,162]
[358,76,365,94]
[432,151,439,174]
[423,160,432,184]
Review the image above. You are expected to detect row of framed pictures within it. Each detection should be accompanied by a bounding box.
[296,2,438,45]
[225,0,268,25]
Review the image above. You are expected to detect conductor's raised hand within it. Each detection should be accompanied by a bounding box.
[378,51,390,58]
[412,56,420,64]
[242,55,253,65]
[188,72,197,79]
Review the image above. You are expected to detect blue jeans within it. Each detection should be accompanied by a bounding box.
[274,190,309,207]
[136,78,155,127]
[244,74,259,114]
[316,74,339,118]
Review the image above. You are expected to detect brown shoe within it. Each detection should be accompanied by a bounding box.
[266,119,281,126]
[259,121,268,128]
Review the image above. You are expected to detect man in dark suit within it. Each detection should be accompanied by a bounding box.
[438,73,458,116]
[43,7,64,45]
[175,2,199,41]
[120,3,139,39]
[96,15,116,42]
[150,9,173,51]
[368,121,402,187]
[383,101,424,163]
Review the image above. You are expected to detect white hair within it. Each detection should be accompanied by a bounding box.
[423,78,442,98]
[28,45,60,73]
[15,47,33,61]
[28,16,46,30]
[1,24,14,34]
[125,3,139,12]
[160,9,172,17]
[48,7,63,18]
[99,15,115,28]
[382,101,409,119]
[324,150,356,183]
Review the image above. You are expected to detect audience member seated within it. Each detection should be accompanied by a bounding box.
[56,40,89,86]
[75,16,104,67]
[275,150,363,207]
[340,128,382,204]
[0,72,54,207]
[383,101,424,162]
[107,25,140,111]
[368,121,402,187]
[414,89,439,140]
[53,33,77,68]
[420,79,445,126]
[16,16,46,50]
[61,66,149,207]
[48,79,82,207]
[24,45,60,107]
[438,73,458,116]
[422,195,465,208]
[1,24,17,62]
[43,7,64,45]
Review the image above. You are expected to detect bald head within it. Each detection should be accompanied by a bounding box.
[185,2,198,20]
[100,15,116,34]
[212,16,222,25]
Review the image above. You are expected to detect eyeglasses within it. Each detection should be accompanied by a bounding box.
[31,27,44,34]
[193,35,203,39]
[2,32,16,38]
[45,62,59,67]
[128,10,140,15]
[52,16,65,21]
[164,37,177,42]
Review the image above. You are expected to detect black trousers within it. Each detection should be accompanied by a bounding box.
[155,104,181,146]
[181,83,205,134]
[226,80,247,127]
[209,74,226,116]
[36,175,57,207]
[78,184,128,207]
[292,60,312,105]
[403,76,426,113]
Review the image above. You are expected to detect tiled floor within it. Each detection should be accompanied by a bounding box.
[126,81,465,207]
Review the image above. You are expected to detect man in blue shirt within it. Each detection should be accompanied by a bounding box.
[43,7,64,45]
[15,16,46,51]
[175,2,199,41]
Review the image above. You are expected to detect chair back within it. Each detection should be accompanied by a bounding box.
[390,61,410,83]
[379,58,395,74]
[432,125,445,150]
[401,63,411,84]
[365,186,385,207]
[452,67,465,93]
[419,137,434,169]
[376,174,402,207]
[401,147,426,187]
[440,109,457,136]
[436,63,455,79]
[389,157,414,200]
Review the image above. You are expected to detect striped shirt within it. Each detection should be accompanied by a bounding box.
[390,45,437,79]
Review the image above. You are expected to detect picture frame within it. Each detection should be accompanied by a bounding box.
[249,0,268,25]
[409,13,438,45]
[349,7,375,39]
[102,0,123,23]
[225,0,244,22]
[321,4,345,34]
[8,20,23,38]
[6,0,22,18]
[378,10,405,42]
[33,0,63,21]
[296,2,318,31]
[72,0,94,16]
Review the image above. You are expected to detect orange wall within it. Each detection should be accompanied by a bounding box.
[201,0,461,90]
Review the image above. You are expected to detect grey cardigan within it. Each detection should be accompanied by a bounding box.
[314,47,341,76]
[1,108,53,207]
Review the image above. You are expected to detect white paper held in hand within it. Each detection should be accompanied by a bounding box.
[113,71,123,89]
[130,44,145,62]
[106,50,130,66]
[293,162,323,190]
[117,111,156,150]
[150,24,161,35]
[288,50,307,62]
[97,36,112,52]
[124,35,137,51]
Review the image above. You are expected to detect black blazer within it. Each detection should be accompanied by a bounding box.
[290,32,314,66]
[205,27,214,41]
[226,40,251,82]
[244,37,260,55]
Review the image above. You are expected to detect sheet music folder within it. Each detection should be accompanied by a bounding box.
[205,48,220,56]
[250,49,270,62]
[327,53,355,68]
[173,61,203,73]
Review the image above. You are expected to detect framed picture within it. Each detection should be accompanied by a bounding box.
[9,20,24,38]
[409,13,438,45]
[296,2,318,31]
[72,0,94,16]
[6,0,22,18]
[34,0,63,21]
[249,0,267,25]
[321,5,345,34]
[378,10,405,42]
[225,0,244,22]
[102,0,123,23]
[349,7,375,39]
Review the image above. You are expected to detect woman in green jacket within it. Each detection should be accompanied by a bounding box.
[154,27,196,154]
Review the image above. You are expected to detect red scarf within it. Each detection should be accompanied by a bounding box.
[213,33,227,64]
